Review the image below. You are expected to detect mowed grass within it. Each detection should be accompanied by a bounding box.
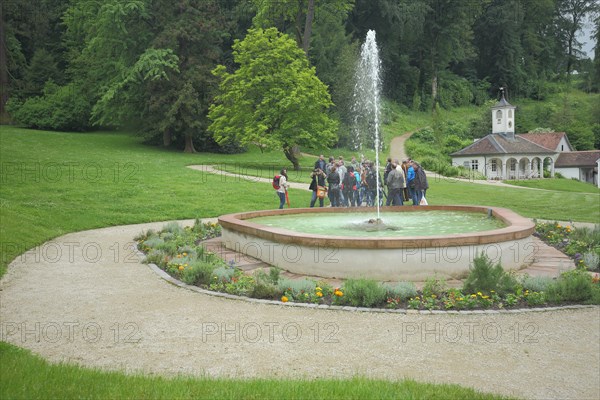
[0,342,513,400]
[503,178,600,193]
[0,126,596,399]
[2,126,599,278]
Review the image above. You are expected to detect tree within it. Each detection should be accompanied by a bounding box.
[555,0,600,76]
[209,28,338,170]
[252,0,353,55]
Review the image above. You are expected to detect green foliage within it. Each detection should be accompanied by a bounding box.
[462,253,518,296]
[520,275,554,292]
[209,28,338,168]
[181,260,216,285]
[422,276,447,298]
[546,269,595,303]
[8,82,92,131]
[212,266,235,283]
[340,279,387,307]
[277,278,316,298]
[383,282,418,300]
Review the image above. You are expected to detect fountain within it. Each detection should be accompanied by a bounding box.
[217,31,535,282]
[353,29,383,220]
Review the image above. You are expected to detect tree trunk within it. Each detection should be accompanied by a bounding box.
[302,0,315,56]
[431,74,438,112]
[183,134,196,153]
[163,129,172,147]
[283,145,300,171]
[0,5,9,120]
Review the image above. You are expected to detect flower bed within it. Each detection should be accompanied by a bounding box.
[534,221,600,271]
[136,221,600,310]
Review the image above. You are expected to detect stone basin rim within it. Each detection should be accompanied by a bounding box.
[218,205,535,249]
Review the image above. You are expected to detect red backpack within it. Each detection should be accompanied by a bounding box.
[272,175,281,190]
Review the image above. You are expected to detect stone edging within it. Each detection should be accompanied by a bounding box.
[135,246,598,315]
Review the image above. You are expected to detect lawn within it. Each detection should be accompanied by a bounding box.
[1,126,598,399]
[0,342,511,400]
[503,178,600,193]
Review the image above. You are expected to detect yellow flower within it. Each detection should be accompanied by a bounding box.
[315,287,322,292]
[281,296,288,303]
[178,265,184,271]
[183,252,187,256]
[471,294,477,298]
[334,290,344,297]
[431,294,436,298]
[316,292,323,297]
[457,298,463,301]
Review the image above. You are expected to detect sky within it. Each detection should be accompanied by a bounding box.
[579,20,596,59]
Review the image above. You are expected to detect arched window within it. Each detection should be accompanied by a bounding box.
[508,109,513,118]
[496,110,502,124]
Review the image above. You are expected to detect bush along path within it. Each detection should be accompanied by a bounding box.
[1,219,599,400]
[136,220,600,311]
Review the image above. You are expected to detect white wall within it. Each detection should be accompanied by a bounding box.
[555,167,580,180]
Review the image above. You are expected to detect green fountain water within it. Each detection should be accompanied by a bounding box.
[249,211,505,238]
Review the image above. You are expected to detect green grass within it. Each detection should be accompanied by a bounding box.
[426,177,599,222]
[0,342,513,400]
[0,126,597,399]
[502,178,600,193]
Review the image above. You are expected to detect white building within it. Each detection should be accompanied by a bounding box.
[450,91,599,187]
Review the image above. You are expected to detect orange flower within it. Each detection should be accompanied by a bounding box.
[334,290,343,297]
[316,292,323,297]
[281,296,289,303]
[178,265,184,271]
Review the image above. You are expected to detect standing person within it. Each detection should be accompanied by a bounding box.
[413,161,429,205]
[401,160,410,202]
[276,168,289,209]
[342,166,357,207]
[337,159,347,206]
[353,167,362,206]
[365,161,379,207]
[314,154,326,172]
[386,162,405,205]
[309,168,326,207]
[407,160,417,205]
[350,156,360,173]
[327,166,341,207]
[325,156,335,176]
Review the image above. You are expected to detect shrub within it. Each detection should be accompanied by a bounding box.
[546,269,594,303]
[163,221,184,235]
[520,275,554,292]
[341,279,387,307]
[181,260,216,285]
[384,281,417,300]
[251,281,282,299]
[422,276,447,298]
[212,266,235,283]
[143,236,164,249]
[144,249,167,267]
[583,252,600,270]
[277,278,316,298]
[462,253,518,295]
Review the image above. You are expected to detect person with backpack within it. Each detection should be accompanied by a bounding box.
[353,166,362,206]
[274,168,289,209]
[342,166,357,207]
[327,166,341,207]
[365,162,379,207]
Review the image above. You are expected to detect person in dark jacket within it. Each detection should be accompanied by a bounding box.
[309,168,327,207]
[327,166,341,207]
[412,161,429,205]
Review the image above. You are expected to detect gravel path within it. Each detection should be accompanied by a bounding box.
[1,220,598,400]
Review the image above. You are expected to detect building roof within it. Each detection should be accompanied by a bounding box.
[555,151,600,168]
[450,134,555,157]
[519,132,570,151]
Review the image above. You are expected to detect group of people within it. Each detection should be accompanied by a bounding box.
[307,155,429,208]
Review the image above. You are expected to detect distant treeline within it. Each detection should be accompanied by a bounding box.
[1,0,599,150]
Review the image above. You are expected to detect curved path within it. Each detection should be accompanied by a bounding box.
[1,220,598,399]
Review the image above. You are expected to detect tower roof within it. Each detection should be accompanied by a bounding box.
[492,88,514,109]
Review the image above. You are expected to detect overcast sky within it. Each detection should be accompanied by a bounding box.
[579,20,596,59]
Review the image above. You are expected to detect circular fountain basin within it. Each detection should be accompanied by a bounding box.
[218,206,535,281]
